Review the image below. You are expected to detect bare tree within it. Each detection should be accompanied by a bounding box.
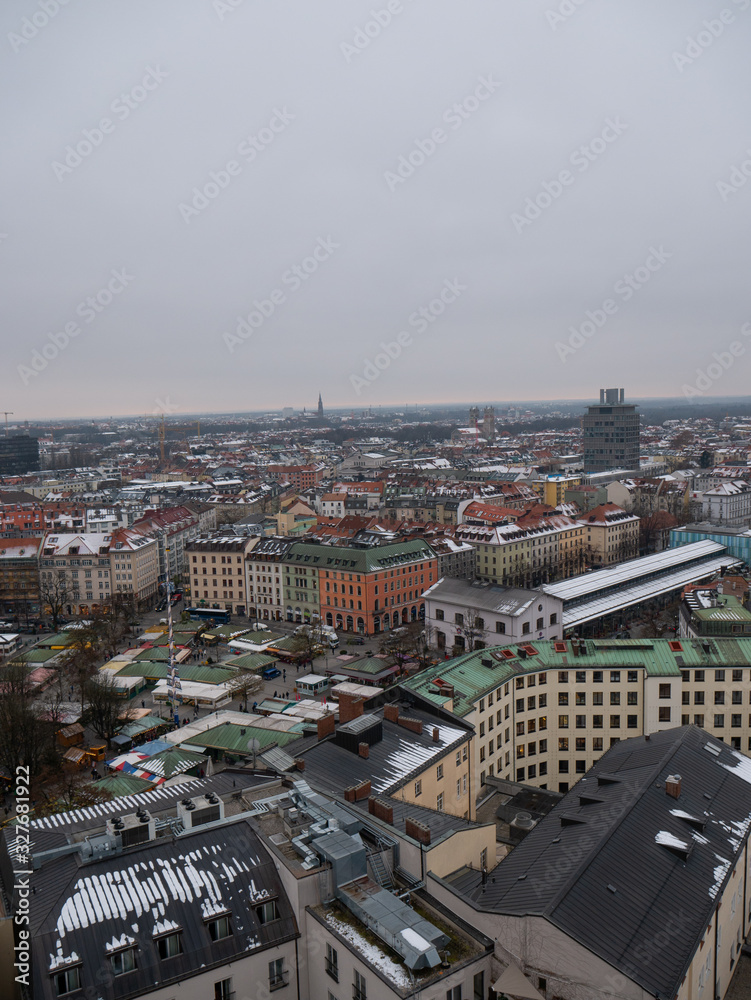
[35,769,113,817]
[39,568,73,629]
[82,673,136,743]
[456,607,488,652]
[0,663,59,781]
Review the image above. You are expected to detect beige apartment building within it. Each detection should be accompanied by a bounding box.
[403,637,751,796]
[581,502,640,566]
[185,535,258,614]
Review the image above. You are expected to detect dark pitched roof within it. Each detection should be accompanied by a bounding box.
[296,707,470,798]
[30,818,298,1000]
[439,726,751,999]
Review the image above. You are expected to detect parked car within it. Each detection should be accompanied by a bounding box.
[262,665,281,680]
[351,636,365,645]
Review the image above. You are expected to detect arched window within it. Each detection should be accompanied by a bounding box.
[335,614,344,630]
[346,615,354,632]
[373,616,381,634]
[357,617,365,633]
[326,612,333,626]
[411,605,417,621]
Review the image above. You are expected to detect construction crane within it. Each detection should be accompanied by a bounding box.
[2,411,13,437]
[159,413,166,468]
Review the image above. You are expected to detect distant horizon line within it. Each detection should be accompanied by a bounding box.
[7,393,751,425]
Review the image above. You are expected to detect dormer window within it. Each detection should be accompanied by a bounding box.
[52,966,81,996]
[206,914,232,941]
[155,931,183,959]
[110,947,137,976]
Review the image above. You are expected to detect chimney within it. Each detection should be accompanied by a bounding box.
[339,692,365,724]
[368,796,393,824]
[383,703,399,723]
[294,759,305,771]
[405,817,431,845]
[665,774,682,799]
[358,742,369,759]
[316,713,335,741]
[432,727,439,743]
[398,716,423,736]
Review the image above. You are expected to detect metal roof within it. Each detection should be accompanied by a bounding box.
[543,539,728,601]
[437,726,751,999]
[401,638,751,713]
[29,818,299,1000]
[559,553,741,627]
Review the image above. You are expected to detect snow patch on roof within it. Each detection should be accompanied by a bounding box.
[709,855,731,900]
[655,831,689,851]
[326,914,411,988]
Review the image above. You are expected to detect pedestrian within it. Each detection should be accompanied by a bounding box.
[274,691,278,699]
[141,700,145,709]
[283,669,286,681]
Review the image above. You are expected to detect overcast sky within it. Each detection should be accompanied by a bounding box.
[2,0,750,420]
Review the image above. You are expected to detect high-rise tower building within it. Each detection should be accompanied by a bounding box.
[582,388,640,473]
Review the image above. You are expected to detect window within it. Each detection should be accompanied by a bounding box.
[110,948,137,976]
[659,684,671,699]
[256,900,280,924]
[610,692,620,706]
[269,958,287,991]
[695,691,705,705]
[559,760,569,773]
[325,943,339,981]
[559,693,569,706]
[454,612,464,625]
[716,670,725,682]
[516,721,525,736]
[559,715,569,728]
[207,915,232,941]
[610,671,620,682]
[576,760,586,774]
[592,670,603,682]
[593,737,603,751]
[215,980,234,1000]
[156,932,183,959]
[54,968,81,996]
[559,737,569,751]
[437,793,444,811]
[558,671,568,683]
[446,986,462,1000]
[539,693,547,708]
[576,737,586,751]
[732,715,742,728]
[628,691,638,705]
[539,761,547,776]
[695,670,705,682]
[695,714,704,727]
[593,692,603,705]
[516,699,524,713]
[527,696,536,711]
[575,671,586,684]
[522,622,530,634]
[610,715,620,728]
[627,671,638,683]
[495,621,506,633]
[715,714,725,728]
[715,691,725,705]
[628,714,639,728]
[354,970,367,1000]
[414,780,422,797]
[474,971,485,1000]
[576,714,586,729]
[733,691,743,704]
[436,764,443,780]
[575,692,586,705]
[733,669,743,682]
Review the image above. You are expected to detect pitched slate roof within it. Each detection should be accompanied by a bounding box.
[439,726,751,999]
[30,818,298,1000]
